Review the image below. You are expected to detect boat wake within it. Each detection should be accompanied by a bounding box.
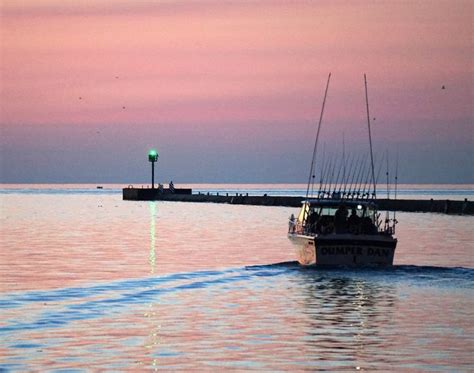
[1,264,472,335]
[248,261,474,273]
[248,261,474,287]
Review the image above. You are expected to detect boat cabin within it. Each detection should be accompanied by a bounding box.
[290,199,383,236]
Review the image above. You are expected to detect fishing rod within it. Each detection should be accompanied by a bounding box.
[309,174,314,198]
[305,73,331,199]
[338,152,347,194]
[357,156,370,199]
[309,148,320,198]
[337,157,344,195]
[361,153,371,198]
[366,159,375,198]
[393,148,399,229]
[384,150,391,232]
[386,150,391,200]
[333,133,346,196]
[348,154,364,199]
[352,155,363,199]
[361,157,373,199]
[328,155,338,197]
[375,151,386,187]
[355,154,369,199]
[342,152,356,198]
[317,144,327,198]
[312,144,326,198]
[325,156,333,198]
[332,156,344,197]
[364,74,377,199]
[346,153,359,199]
[342,132,346,191]
[322,155,334,198]
[355,153,368,199]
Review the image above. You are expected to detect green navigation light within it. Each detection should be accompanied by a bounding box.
[148,149,158,162]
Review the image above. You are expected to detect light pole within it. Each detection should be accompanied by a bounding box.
[148,149,159,189]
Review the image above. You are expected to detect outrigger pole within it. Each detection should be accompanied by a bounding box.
[342,132,346,191]
[364,74,377,199]
[306,73,331,199]
[394,148,399,224]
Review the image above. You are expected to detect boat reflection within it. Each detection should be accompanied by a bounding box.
[297,271,398,369]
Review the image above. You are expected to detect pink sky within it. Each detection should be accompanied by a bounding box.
[1,0,472,183]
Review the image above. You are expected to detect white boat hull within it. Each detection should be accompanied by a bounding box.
[288,233,397,266]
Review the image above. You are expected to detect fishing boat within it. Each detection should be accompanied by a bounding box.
[288,74,398,266]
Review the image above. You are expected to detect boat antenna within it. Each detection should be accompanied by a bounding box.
[364,74,377,199]
[305,73,331,199]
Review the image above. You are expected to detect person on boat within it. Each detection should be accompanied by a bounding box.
[307,209,319,234]
[348,208,360,234]
[315,216,325,234]
[318,216,334,234]
[289,214,296,233]
[361,216,377,234]
[334,204,348,233]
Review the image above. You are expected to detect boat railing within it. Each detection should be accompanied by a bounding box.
[288,219,308,235]
[313,192,377,201]
[380,217,397,235]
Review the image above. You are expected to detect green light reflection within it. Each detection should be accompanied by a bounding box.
[145,201,161,370]
[149,201,156,274]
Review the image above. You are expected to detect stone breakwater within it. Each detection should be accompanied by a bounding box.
[122,188,473,215]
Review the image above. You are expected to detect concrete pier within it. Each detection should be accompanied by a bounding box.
[123,187,192,200]
[122,187,473,215]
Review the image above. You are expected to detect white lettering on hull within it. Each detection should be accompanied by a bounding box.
[319,246,391,257]
[315,245,395,265]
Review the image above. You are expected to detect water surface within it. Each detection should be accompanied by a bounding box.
[1,186,473,371]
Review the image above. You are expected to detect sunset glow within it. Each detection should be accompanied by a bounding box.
[1,0,472,183]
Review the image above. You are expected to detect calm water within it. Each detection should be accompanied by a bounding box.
[1,185,473,371]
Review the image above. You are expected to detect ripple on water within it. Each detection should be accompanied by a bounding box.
[1,191,473,370]
[1,264,472,370]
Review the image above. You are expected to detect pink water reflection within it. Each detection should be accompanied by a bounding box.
[1,190,473,370]
[1,191,473,292]
[1,194,295,292]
